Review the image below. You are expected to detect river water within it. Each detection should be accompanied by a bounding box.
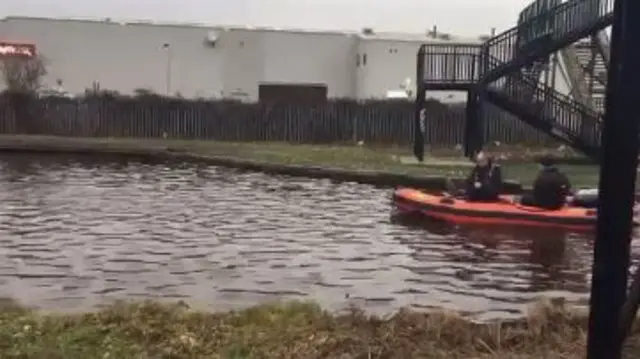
[0,153,637,320]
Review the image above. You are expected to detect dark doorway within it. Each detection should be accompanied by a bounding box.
[258,83,328,104]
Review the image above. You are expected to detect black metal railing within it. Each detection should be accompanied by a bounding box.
[416,0,613,160]
[483,60,603,160]
[420,44,482,86]
[481,0,614,83]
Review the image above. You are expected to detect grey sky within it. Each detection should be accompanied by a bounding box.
[1,0,533,36]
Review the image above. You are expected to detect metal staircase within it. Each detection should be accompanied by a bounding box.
[593,30,610,67]
[499,0,556,109]
[483,60,602,161]
[572,36,608,113]
[415,0,614,162]
[502,61,548,110]
[481,0,614,84]
[478,0,613,162]
[560,45,595,110]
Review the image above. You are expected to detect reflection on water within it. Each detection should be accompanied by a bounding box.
[0,153,635,320]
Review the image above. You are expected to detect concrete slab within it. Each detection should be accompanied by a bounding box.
[394,155,473,167]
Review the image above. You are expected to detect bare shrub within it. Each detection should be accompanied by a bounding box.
[0,54,48,133]
[0,55,47,93]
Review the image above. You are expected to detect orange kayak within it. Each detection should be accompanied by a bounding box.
[392,187,597,232]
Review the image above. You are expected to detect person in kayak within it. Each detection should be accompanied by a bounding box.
[464,152,503,202]
[520,155,571,210]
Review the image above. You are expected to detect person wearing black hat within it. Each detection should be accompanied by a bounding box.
[520,155,571,210]
[464,151,503,202]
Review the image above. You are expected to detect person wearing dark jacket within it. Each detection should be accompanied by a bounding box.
[520,155,571,210]
[465,152,503,202]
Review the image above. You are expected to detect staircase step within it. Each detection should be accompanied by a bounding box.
[418,0,612,162]
[481,0,614,84]
[474,0,612,162]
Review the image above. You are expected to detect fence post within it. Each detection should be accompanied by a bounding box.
[352,104,358,143]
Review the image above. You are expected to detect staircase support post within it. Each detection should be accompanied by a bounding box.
[464,90,479,158]
[550,53,558,89]
[587,0,640,358]
[588,36,598,95]
[476,89,486,154]
[543,59,551,88]
[476,44,490,154]
[413,45,427,162]
[620,265,640,345]
[594,30,611,68]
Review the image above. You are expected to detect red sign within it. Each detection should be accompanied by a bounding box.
[0,42,36,57]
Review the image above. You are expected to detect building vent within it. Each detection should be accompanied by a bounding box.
[427,25,437,38]
[205,30,219,47]
[361,27,374,35]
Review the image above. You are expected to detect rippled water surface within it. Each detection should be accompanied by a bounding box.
[0,153,638,319]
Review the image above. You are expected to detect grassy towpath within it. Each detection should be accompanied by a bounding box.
[0,135,601,187]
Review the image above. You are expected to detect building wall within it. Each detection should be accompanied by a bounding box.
[217,28,264,101]
[219,29,358,101]
[355,39,420,99]
[261,30,357,99]
[0,16,491,102]
[0,17,224,98]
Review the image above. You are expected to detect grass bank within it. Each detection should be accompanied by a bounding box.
[0,135,600,187]
[2,298,635,359]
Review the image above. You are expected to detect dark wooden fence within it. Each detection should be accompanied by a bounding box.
[0,94,555,147]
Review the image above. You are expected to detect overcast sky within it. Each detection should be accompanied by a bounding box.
[1,0,533,36]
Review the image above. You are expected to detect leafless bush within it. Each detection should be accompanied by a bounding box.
[0,55,48,133]
[0,55,47,93]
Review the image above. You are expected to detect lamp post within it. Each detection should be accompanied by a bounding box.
[162,43,172,96]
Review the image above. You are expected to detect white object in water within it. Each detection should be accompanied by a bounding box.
[576,188,598,196]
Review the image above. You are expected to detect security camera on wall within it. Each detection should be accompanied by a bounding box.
[205,30,219,47]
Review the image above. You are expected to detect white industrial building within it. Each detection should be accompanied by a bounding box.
[0,16,489,102]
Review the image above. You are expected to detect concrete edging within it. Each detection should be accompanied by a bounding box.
[0,138,525,193]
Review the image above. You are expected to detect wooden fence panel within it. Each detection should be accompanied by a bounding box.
[0,95,555,147]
